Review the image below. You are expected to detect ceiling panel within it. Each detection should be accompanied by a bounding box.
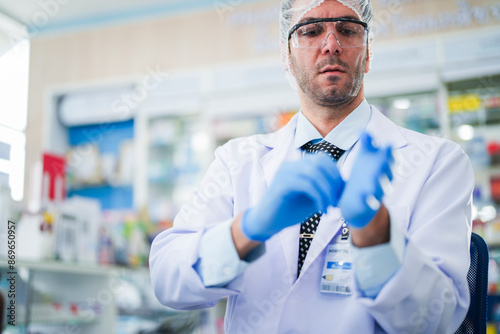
[0,0,227,36]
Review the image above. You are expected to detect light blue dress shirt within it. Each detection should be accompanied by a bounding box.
[194,100,406,298]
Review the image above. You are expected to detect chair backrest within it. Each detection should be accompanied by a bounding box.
[455,232,489,334]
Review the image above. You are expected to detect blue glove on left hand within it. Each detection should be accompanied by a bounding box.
[241,154,344,242]
[338,132,394,229]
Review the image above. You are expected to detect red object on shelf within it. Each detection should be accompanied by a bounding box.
[492,176,500,204]
[42,153,66,202]
[488,141,500,166]
[485,96,500,109]
[488,142,500,156]
[70,302,78,315]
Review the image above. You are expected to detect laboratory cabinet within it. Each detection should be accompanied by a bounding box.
[367,74,500,229]
[144,115,211,224]
[0,259,115,333]
[447,76,500,239]
[143,112,282,224]
[449,75,500,334]
[0,259,220,334]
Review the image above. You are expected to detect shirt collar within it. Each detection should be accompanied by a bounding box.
[294,99,371,151]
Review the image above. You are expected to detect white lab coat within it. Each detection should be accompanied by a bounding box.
[150,107,473,334]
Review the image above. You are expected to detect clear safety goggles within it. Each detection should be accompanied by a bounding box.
[288,18,369,49]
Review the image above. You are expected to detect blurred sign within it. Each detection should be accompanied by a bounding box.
[444,29,500,63]
[448,94,482,113]
[372,0,500,40]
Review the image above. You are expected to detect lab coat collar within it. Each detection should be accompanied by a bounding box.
[294,99,372,151]
[259,114,302,186]
[259,113,299,149]
[258,106,408,162]
[366,106,408,150]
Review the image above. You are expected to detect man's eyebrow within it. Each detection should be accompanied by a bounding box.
[298,16,315,24]
[298,15,360,24]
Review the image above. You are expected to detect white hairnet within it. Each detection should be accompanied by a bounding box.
[280,0,374,86]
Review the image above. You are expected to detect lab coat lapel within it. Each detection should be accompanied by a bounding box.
[260,115,301,187]
[260,115,302,281]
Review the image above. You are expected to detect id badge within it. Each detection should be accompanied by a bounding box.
[320,221,353,295]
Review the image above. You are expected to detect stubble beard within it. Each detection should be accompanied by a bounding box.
[290,53,366,109]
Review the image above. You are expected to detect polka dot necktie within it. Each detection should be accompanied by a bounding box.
[297,140,345,277]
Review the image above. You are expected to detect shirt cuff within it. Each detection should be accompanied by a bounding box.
[352,212,406,298]
[193,218,265,287]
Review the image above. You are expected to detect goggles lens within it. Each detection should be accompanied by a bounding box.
[290,18,368,49]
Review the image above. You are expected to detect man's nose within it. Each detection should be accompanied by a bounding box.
[321,31,342,54]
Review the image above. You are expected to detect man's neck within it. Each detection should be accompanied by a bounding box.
[299,90,365,138]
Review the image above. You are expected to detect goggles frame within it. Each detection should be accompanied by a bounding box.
[288,17,369,49]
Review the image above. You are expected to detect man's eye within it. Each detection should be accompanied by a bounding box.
[299,24,323,37]
[339,28,357,36]
[337,23,362,36]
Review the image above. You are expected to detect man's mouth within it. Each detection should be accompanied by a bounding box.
[320,66,345,74]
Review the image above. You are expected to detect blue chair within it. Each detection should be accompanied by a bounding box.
[455,232,489,334]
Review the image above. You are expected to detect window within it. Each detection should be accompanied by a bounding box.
[0,39,29,201]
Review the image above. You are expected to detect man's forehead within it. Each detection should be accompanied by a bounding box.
[291,0,361,23]
[298,14,359,24]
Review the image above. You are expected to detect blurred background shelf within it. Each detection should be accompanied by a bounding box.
[0,258,115,276]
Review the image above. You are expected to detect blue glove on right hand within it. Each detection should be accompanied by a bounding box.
[338,132,394,229]
[241,154,345,242]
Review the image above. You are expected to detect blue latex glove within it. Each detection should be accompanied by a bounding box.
[338,132,394,229]
[241,154,345,242]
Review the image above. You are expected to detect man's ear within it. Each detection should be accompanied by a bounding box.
[280,41,295,77]
[365,46,371,74]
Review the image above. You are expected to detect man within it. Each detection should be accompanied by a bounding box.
[150,0,474,332]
